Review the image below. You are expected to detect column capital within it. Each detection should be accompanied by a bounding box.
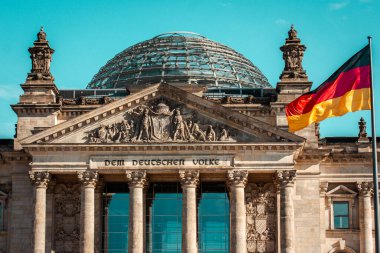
[29,171,51,188]
[227,169,248,188]
[126,170,147,188]
[275,170,296,187]
[78,170,98,188]
[357,181,373,197]
[179,170,199,188]
[320,181,329,197]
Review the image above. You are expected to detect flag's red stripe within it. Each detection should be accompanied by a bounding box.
[286,65,370,116]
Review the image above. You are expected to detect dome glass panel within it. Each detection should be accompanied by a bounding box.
[87,32,271,89]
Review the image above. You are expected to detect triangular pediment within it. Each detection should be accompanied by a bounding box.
[20,83,305,145]
[327,185,357,197]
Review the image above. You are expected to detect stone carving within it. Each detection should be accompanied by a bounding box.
[358,117,368,138]
[280,25,308,80]
[245,183,276,253]
[179,170,199,187]
[29,171,51,188]
[27,27,55,81]
[86,100,236,143]
[274,170,296,187]
[54,183,81,253]
[126,170,147,188]
[320,182,329,197]
[77,170,98,187]
[227,170,248,187]
[357,181,373,196]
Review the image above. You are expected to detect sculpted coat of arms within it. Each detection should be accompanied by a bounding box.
[86,100,237,143]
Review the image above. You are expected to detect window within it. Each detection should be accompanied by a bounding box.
[333,202,349,229]
[198,183,230,253]
[103,184,130,253]
[146,183,182,253]
[325,184,357,230]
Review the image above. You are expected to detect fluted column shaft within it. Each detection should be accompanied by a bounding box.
[30,171,51,253]
[276,170,296,253]
[126,170,147,253]
[180,170,199,253]
[227,170,248,253]
[319,182,328,253]
[78,170,98,253]
[358,181,374,253]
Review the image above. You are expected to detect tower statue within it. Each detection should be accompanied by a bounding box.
[279,25,308,80]
[27,27,55,81]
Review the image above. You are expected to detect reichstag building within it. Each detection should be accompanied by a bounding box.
[0,26,377,253]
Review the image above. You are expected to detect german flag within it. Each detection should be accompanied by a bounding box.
[286,45,371,132]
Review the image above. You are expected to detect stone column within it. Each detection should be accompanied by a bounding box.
[29,171,51,253]
[275,170,296,253]
[227,169,248,253]
[78,170,98,253]
[126,170,147,253]
[357,181,374,253]
[319,182,328,253]
[179,170,199,253]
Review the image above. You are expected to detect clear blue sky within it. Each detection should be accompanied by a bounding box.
[0,0,379,139]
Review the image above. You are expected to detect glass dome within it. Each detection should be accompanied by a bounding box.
[87,32,271,90]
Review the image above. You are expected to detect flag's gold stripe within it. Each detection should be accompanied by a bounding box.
[287,88,371,132]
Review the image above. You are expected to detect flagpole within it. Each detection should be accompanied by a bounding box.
[368,36,380,253]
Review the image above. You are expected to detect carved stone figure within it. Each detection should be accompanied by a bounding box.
[136,108,154,141]
[245,183,276,253]
[206,125,216,141]
[288,24,297,40]
[86,100,237,143]
[358,117,367,138]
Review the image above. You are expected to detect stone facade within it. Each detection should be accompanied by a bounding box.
[0,26,378,253]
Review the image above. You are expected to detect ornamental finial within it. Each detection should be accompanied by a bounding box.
[358,117,368,138]
[26,27,54,81]
[37,26,47,42]
[279,25,308,80]
[288,24,298,40]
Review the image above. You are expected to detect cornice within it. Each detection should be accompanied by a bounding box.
[22,142,302,153]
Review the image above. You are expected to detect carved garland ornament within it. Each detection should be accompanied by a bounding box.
[86,101,237,143]
[54,184,81,253]
[245,183,276,253]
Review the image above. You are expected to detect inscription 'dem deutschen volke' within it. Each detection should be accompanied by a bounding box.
[104,158,221,166]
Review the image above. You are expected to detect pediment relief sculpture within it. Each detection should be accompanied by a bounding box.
[86,99,239,143]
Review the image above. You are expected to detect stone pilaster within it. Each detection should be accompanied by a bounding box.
[126,170,147,253]
[357,181,374,253]
[29,171,51,253]
[78,170,98,253]
[275,170,296,253]
[319,182,328,253]
[227,169,248,253]
[179,170,199,253]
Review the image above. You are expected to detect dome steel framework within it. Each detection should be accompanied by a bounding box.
[87,32,271,90]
